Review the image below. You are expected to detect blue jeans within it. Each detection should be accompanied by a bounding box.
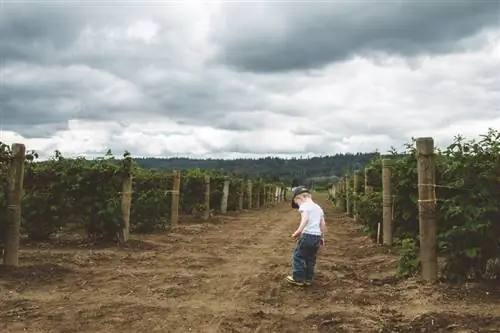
[292,233,322,282]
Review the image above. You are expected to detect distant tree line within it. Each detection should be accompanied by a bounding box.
[134,152,379,189]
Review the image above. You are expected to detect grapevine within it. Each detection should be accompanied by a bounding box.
[349,129,500,280]
[0,144,283,245]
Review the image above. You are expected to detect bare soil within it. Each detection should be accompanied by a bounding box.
[1,195,499,333]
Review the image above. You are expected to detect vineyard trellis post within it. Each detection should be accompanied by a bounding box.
[364,167,373,194]
[338,178,346,211]
[221,178,230,214]
[416,137,438,282]
[3,143,26,266]
[119,158,133,243]
[265,185,269,206]
[204,175,210,220]
[255,184,261,209]
[238,181,244,210]
[263,185,268,206]
[335,181,340,209]
[345,173,351,216]
[171,170,181,227]
[247,180,252,209]
[382,158,393,246]
[265,185,270,206]
[353,170,362,222]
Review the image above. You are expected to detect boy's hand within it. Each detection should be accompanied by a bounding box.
[291,230,300,238]
[320,237,325,246]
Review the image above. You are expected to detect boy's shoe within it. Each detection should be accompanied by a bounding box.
[304,280,312,286]
[285,275,305,286]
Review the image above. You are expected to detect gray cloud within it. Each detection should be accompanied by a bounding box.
[214,0,499,72]
[0,1,499,157]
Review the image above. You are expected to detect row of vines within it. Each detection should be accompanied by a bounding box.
[0,144,283,243]
[334,129,500,281]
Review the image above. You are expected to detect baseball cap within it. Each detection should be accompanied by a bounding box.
[291,186,310,209]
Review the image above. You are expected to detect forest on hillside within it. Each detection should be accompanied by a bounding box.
[135,152,379,188]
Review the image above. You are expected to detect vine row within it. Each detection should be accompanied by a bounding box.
[331,129,500,281]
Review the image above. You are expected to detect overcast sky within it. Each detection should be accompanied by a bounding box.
[1,0,499,158]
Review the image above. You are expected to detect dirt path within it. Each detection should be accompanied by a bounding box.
[1,195,499,332]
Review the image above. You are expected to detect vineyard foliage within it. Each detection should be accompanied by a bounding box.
[352,129,500,280]
[0,144,282,243]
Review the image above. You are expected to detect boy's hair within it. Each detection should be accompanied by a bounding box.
[294,192,312,201]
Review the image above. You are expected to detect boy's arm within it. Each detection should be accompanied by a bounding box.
[320,215,326,236]
[292,210,308,237]
[320,214,326,245]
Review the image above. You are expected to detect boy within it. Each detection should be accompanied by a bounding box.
[286,186,325,286]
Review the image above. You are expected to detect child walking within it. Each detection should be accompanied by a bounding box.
[286,186,325,286]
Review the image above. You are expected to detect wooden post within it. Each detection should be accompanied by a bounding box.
[247,180,252,209]
[221,179,230,214]
[255,184,261,209]
[171,170,181,227]
[262,185,267,206]
[267,186,271,205]
[353,170,362,222]
[345,174,351,215]
[238,181,244,210]
[3,143,26,266]
[204,175,210,220]
[416,137,438,282]
[365,167,374,194]
[338,178,346,211]
[334,183,338,207]
[119,158,133,243]
[382,159,393,246]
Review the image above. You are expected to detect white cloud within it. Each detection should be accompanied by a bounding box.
[1,2,499,158]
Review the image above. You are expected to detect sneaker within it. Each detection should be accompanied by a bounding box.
[304,281,312,286]
[285,275,305,286]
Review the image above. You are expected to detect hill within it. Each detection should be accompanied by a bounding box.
[134,152,379,188]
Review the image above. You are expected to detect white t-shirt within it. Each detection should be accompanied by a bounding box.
[298,201,324,236]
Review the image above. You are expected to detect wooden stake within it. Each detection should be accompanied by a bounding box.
[416,137,438,282]
[119,158,133,243]
[377,222,381,245]
[238,181,244,210]
[3,143,26,266]
[247,180,252,209]
[263,185,267,206]
[204,175,210,220]
[364,167,374,194]
[171,170,181,227]
[353,170,362,222]
[338,178,346,211]
[255,184,260,209]
[345,174,351,216]
[382,158,393,246]
[221,179,230,214]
